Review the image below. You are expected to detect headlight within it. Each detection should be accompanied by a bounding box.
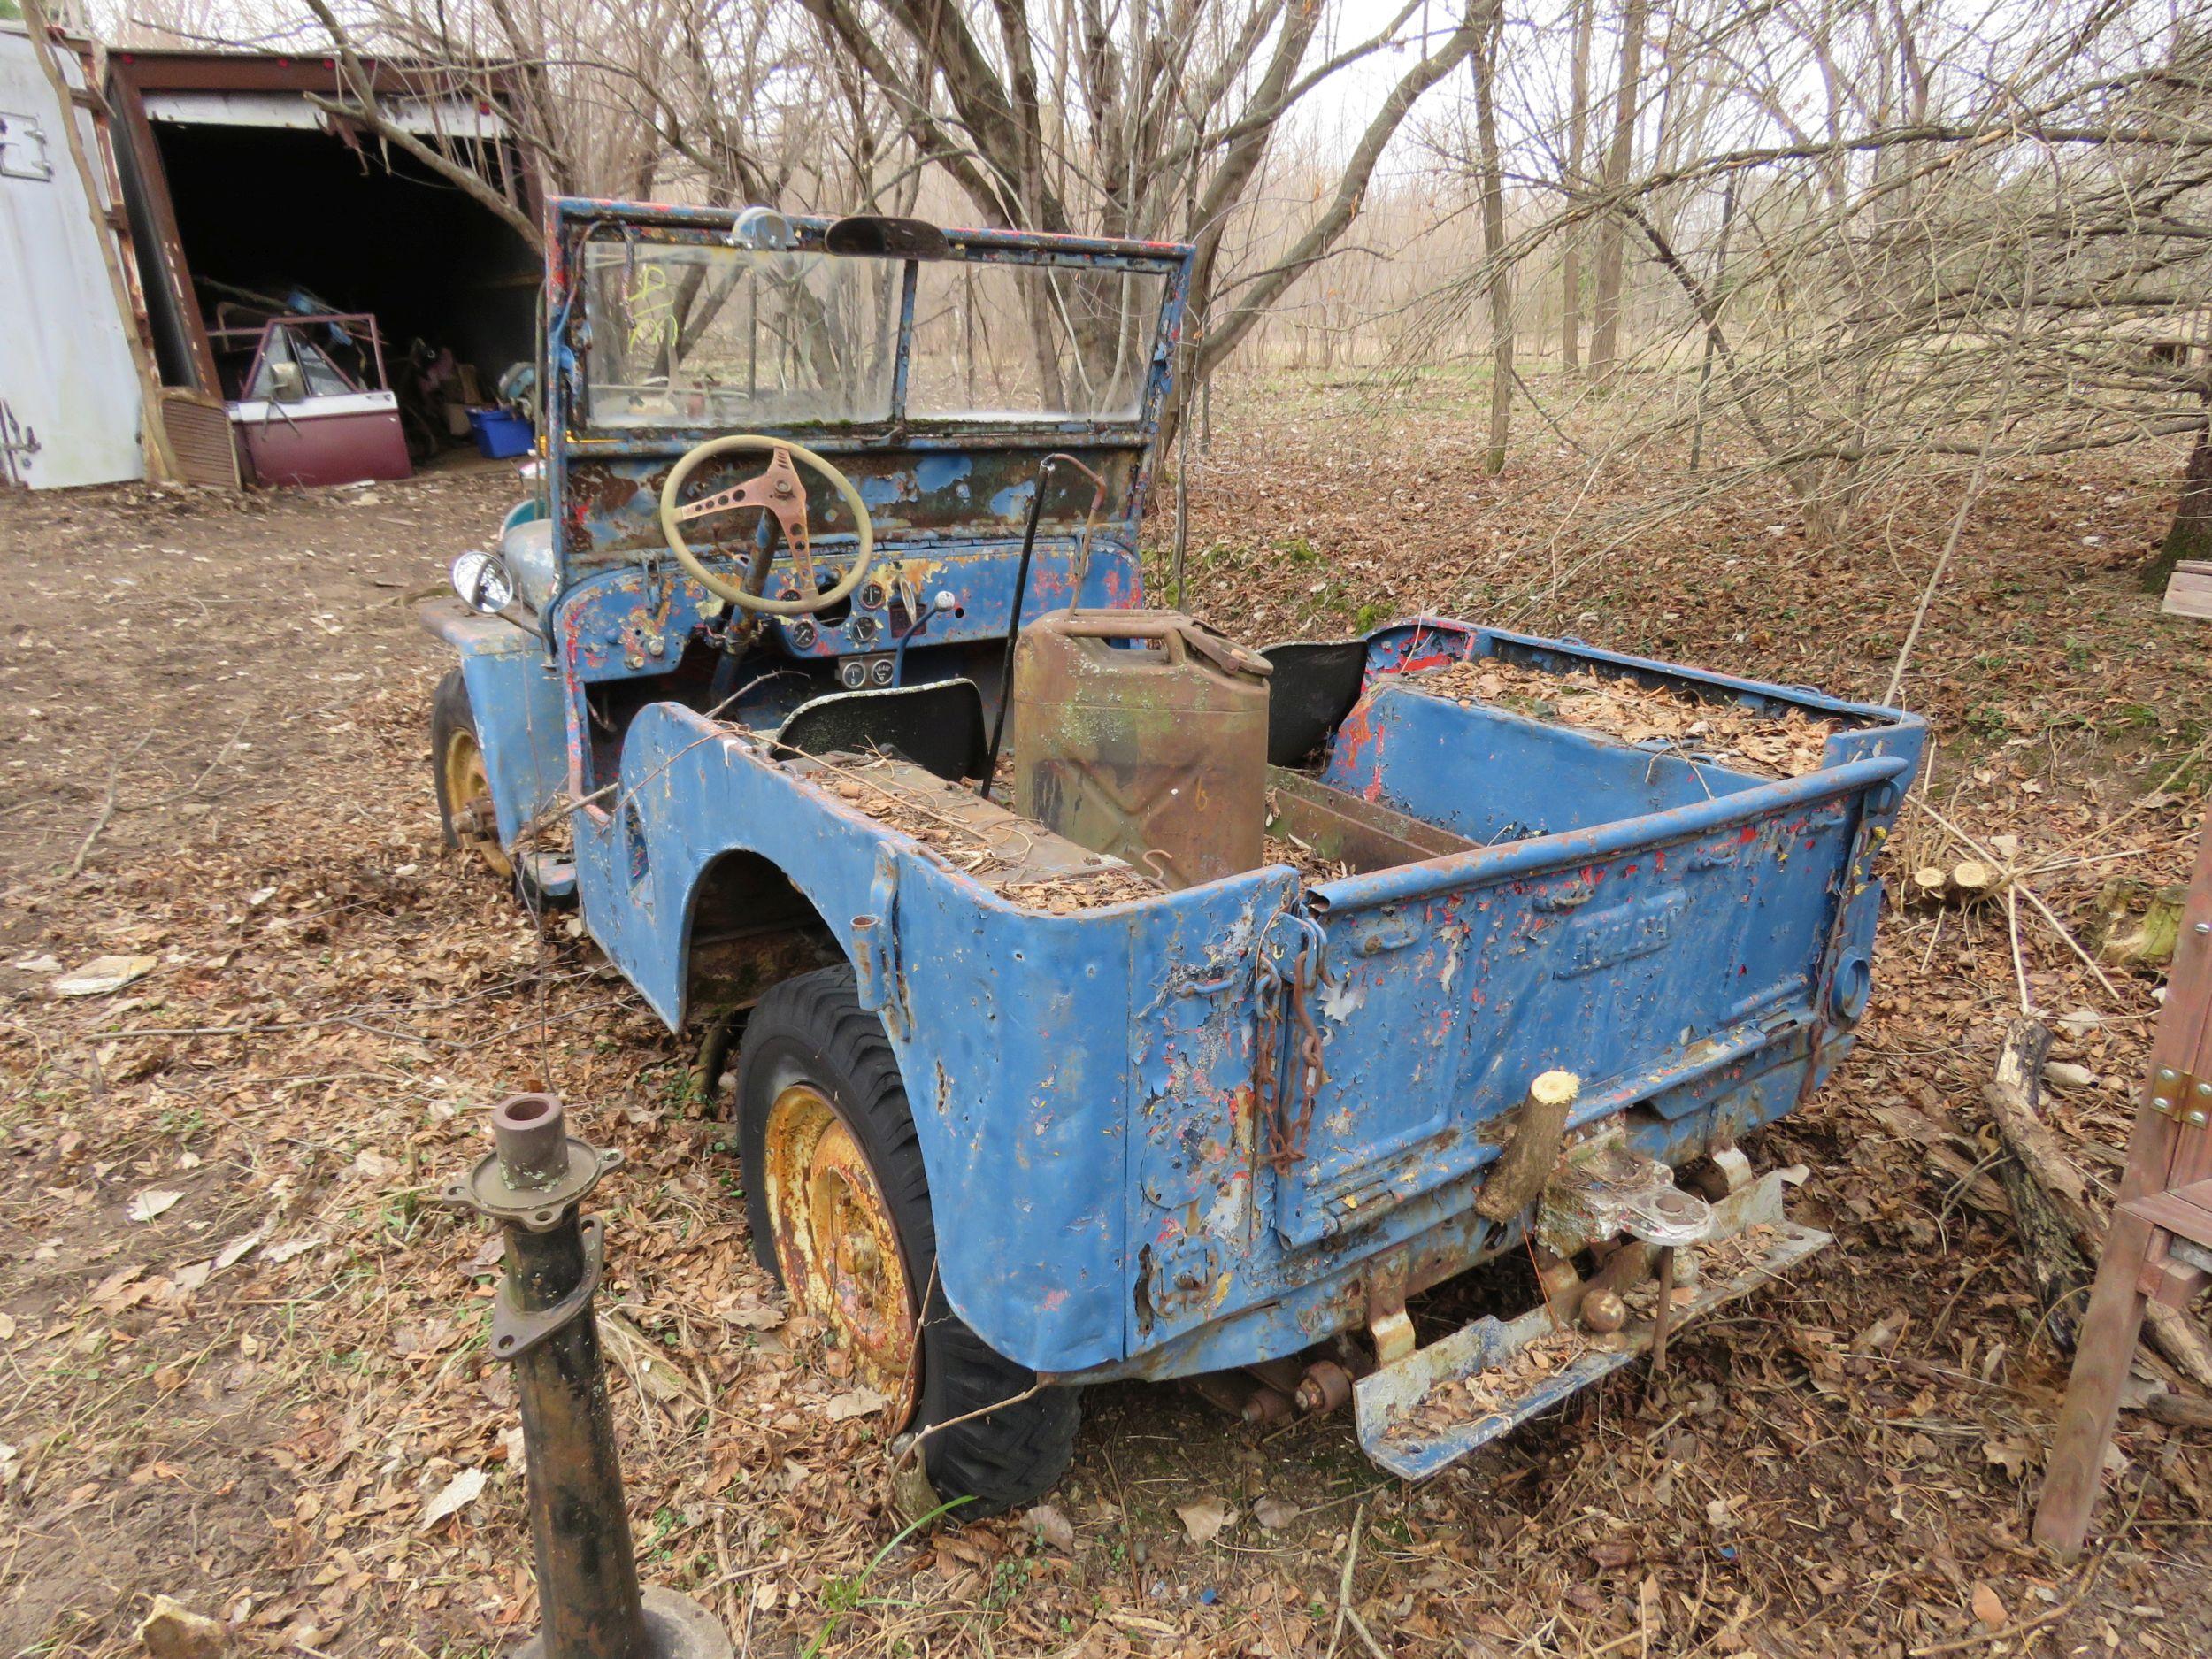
[451,549,516,614]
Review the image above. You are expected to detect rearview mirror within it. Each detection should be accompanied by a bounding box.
[268,359,306,403]
[451,550,516,614]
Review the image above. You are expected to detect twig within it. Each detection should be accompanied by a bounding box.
[1098,1439,1145,1606]
[2007,886,2032,1014]
[1909,797,2134,1005]
[1323,1502,1367,1659]
[127,715,250,810]
[1904,1505,2122,1654]
[62,729,156,880]
[1883,260,2031,708]
[2072,726,2212,853]
[1341,1605,1392,1659]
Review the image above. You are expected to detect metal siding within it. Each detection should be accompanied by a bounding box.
[0,26,145,489]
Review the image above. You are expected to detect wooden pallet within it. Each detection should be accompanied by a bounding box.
[2033,810,2212,1555]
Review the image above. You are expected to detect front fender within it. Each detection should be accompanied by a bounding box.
[417,598,566,850]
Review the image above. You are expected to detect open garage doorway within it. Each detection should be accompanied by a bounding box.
[107,51,541,482]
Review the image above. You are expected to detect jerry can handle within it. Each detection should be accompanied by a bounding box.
[1057,610,1271,678]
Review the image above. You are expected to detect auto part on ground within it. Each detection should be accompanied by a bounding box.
[1012,608,1274,888]
[442,1094,731,1659]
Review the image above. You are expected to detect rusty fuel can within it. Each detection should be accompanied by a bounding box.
[1011,609,1272,888]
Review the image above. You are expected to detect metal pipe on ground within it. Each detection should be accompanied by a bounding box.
[444,1094,731,1659]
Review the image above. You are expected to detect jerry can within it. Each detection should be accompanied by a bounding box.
[1011,610,1273,888]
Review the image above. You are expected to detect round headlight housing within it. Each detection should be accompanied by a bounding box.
[451,549,516,614]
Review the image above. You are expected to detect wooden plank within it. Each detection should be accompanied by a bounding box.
[2036,1210,2160,1552]
[2120,1180,2212,1245]
[2160,569,2212,619]
[2034,808,2212,1555]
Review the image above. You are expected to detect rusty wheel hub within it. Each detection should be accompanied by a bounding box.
[761,1083,918,1425]
[442,727,513,878]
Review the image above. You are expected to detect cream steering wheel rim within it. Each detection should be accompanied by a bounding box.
[657,434,877,616]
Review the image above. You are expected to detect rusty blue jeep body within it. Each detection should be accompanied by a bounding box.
[422,196,1923,1478]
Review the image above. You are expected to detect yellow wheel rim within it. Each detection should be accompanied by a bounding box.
[762,1082,919,1425]
[442,726,513,879]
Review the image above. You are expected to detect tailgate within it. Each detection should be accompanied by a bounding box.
[1269,756,1903,1248]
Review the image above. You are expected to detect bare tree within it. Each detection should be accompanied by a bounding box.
[1471,0,1512,472]
[790,0,1486,391]
[1586,0,1646,383]
[1560,0,1595,371]
[1395,0,2212,582]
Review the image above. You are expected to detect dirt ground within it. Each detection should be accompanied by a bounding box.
[4,380,2211,1659]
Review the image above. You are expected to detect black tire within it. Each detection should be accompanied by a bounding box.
[734,966,1081,1518]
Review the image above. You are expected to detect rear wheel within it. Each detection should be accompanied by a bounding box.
[734,966,1080,1518]
[431,669,514,879]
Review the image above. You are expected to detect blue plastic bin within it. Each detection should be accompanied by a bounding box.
[469,408,534,459]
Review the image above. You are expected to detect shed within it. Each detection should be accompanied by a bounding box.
[104,48,541,481]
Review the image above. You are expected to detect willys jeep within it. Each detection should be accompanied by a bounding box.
[420,196,1924,1516]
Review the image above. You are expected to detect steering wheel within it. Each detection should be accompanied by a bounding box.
[658,434,876,616]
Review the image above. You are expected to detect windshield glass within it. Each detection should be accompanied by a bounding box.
[581,239,1167,429]
[907,263,1164,420]
[584,242,901,427]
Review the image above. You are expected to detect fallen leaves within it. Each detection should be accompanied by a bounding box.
[419,1467,488,1528]
[135,1594,227,1659]
[1025,1503,1076,1552]
[823,1385,888,1423]
[1397,655,1842,778]
[126,1189,184,1223]
[1970,1582,2009,1630]
[54,955,158,996]
[1174,1497,1234,1543]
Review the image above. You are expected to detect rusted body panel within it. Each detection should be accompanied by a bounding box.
[426,196,1926,1449]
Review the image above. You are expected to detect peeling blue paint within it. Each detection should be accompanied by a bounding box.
[423,195,1928,1420]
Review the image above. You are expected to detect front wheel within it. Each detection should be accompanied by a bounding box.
[733,967,1080,1517]
[430,668,514,879]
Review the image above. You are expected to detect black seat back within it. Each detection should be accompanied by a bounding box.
[772,679,990,782]
[1260,639,1371,767]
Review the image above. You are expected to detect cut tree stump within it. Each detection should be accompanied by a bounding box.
[2093,877,2186,968]
[1475,1070,1580,1223]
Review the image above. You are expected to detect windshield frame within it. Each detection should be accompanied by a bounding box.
[549,200,1191,447]
[535,198,1195,618]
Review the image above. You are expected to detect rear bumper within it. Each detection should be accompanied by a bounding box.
[1352,1170,1827,1479]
